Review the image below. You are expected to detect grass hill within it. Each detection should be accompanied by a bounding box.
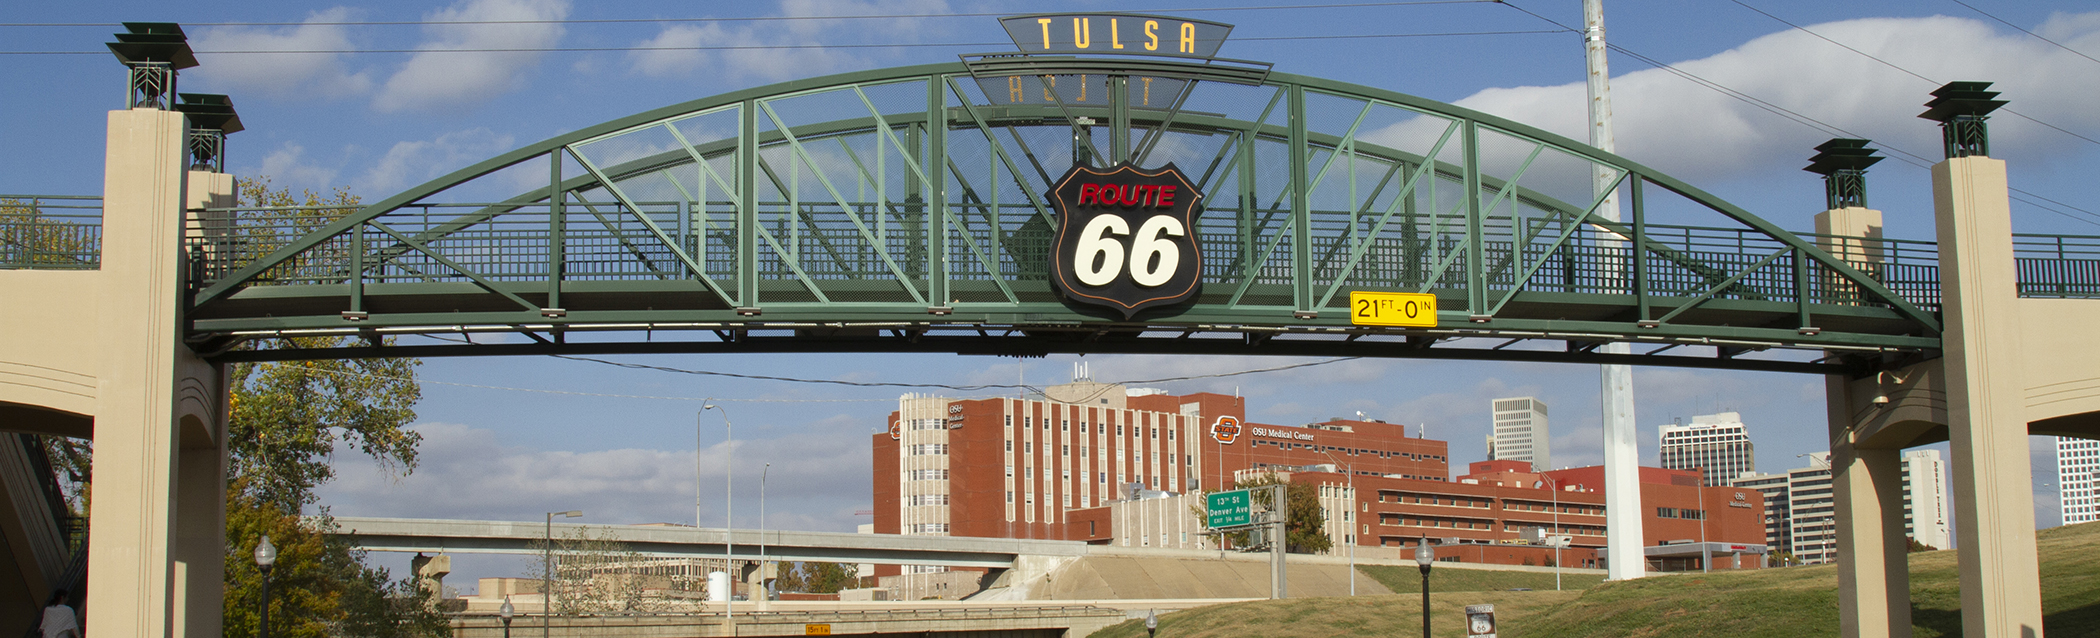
[1089,521,2100,638]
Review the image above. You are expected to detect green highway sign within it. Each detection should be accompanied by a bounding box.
[1207,489,1253,528]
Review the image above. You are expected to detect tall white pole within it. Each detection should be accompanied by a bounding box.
[1583,0,1648,582]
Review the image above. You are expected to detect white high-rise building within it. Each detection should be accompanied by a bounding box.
[1902,450,1951,549]
[1659,412,1756,487]
[2061,437,2100,525]
[1488,397,1550,471]
[1733,450,1950,565]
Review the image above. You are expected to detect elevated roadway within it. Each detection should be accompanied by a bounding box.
[330,516,1087,569]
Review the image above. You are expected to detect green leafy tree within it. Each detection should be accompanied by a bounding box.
[215,178,440,637]
[776,562,858,594]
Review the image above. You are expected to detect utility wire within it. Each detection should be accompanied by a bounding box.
[0,1,1499,28]
[1497,0,2100,228]
[1947,0,2100,67]
[1728,0,2100,149]
[0,29,1557,55]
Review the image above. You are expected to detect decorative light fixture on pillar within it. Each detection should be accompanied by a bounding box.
[1803,138,1882,211]
[105,22,197,110]
[254,535,277,638]
[174,93,243,173]
[1918,81,2005,160]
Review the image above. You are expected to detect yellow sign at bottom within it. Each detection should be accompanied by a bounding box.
[805,624,832,635]
[1348,291,1439,327]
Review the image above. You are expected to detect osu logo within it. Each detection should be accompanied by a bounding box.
[888,419,901,441]
[1048,163,1204,319]
[1210,415,1243,444]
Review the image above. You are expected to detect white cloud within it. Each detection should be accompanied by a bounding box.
[317,417,872,529]
[246,142,342,193]
[191,8,375,99]
[627,0,951,83]
[373,0,571,112]
[1371,12,2100,187]
[353,128,516,197]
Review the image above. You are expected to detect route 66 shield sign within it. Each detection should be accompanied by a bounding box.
[1048,163,1204,319]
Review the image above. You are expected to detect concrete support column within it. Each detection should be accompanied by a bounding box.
[1933,156,2044,637]
[1827,376,1912,638]
[85,109,226,638]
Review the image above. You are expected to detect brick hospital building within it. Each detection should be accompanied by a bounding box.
[872,379,1765,574]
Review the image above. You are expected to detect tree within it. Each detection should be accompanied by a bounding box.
[527,526,668,614]
[776,562,859,594]
[1905,537,1939,553]
[214,178,440,636]
[1210,472,1332,554]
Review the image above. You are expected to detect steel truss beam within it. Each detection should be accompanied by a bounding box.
[182,59,1943,373]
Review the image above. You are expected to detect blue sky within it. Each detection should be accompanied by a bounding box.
[7,0,2098,587]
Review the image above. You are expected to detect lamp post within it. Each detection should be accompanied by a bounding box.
[544,509,581,638]
[768,461,776,604]
[1415,541,1435,638]
[1698,477,1710,573]
[254,535,276,638]
[499,596,515,638]
[703,401,736,635]
[1534,476,1563,591]
[1316,450,1356,596]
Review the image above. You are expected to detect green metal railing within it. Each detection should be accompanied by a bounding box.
[1,195,102,270]
[48,59,2100,368]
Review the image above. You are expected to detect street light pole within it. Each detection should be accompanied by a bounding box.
[1415,541,1435,638]
[1699,477,1710,573]
[254,535,276,638]
[768,463,776,604]
[1316,450,1356,596]
[1536,475,1564,591]
[544,509,581,638]
[703,402,736,636]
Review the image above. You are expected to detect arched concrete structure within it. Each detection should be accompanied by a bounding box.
[0,108,228,637]
[1821,156,2100,638]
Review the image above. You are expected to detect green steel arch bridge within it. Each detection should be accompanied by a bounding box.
[8,32,2100,638]
[80,57,2065,374]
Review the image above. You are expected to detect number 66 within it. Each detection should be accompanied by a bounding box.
[1075,214,1186,287]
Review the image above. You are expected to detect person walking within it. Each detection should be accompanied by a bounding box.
[40,589,78,638]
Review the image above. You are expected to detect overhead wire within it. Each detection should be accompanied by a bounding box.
[1946,0,2100,68]
[1727,0,2100,150]
[0,1,1499,28]
[1497,0,2100,229]
[0,29,1559,56]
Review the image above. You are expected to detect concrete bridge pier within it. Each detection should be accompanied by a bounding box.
[1825,155,2056,638]
[80,106,230,638]
[1933,155,2045,638]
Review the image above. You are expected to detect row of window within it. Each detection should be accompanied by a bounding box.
[1010,414,1181,440]
[907,469,950,480]
[906,494,949,506]
[909,443,949,456]
[1655,507,1707,520]
[1380,513,1496,530]
[906,523,948,534]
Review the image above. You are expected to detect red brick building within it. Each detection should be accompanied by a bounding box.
[873,381,1767,574]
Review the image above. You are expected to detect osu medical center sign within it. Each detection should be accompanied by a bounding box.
[1049,164,1205,319]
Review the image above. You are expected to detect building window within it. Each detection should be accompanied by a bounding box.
[1026,467,1034,479]
[1063,444,1070,455]
[1026,442,1034,453]
[1118,425,1125,436]
[1005,465,1013,477]
[1151,428,1158,439]
[1062,420,1069,431]
[1005,440,1012,452]
[1007,491,1014,503]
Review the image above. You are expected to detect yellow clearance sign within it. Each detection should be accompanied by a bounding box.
[1348,291,1438,327]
